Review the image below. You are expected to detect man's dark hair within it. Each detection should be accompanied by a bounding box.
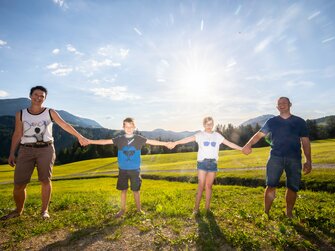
[30,86,48,96]
[279,96,291,104]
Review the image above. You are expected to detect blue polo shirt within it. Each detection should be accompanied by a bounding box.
[260,115,309,159]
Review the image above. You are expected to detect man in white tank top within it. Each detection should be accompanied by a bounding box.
[1,86,89,220]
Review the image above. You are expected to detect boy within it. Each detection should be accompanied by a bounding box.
[88,117,170,218]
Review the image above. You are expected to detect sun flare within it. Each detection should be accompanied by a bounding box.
[173,54,220,99]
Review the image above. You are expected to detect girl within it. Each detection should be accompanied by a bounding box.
[171,117,242,214]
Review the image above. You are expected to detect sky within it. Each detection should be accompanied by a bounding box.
[0,0,335,131]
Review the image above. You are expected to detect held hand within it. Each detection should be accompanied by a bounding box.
[303,161,312,175]
[242,145,252,155]
[166,142,174,149]
[168,142,177,149]
[78,136,90,146]
[8,154,16,167]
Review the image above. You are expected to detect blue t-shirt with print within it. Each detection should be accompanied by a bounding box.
[113,134,147,170]
[260,115,309,159]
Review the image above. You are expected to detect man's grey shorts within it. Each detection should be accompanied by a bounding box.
[14,144,56,185]
[266,155,302,192]
[117,169,142,191]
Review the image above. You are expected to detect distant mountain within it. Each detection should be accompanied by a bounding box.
[240,114,275,127]
[314,115,335,125]
[0,98,103,128]
[140,128,197,141]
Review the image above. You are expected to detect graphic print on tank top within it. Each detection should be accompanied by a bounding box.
[23,120,52,142]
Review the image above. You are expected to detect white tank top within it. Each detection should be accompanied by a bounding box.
[21,108,54,144]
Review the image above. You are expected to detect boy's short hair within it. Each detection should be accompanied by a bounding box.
[203,116,214,125]
[123,117,135,126]
[30,86,48,96]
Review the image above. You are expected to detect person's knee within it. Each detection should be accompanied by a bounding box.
[40,180,51,187]
[14,183,27,191]
[205,183,213,191]
[265,187,276,200]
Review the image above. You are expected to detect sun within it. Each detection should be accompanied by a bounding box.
[172,50,221,99]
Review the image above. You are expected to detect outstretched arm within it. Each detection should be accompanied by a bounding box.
[146,139,169,147]
[242,131,266,155]
[87,139,114,145]
[222,139,243,151]
[50,109,89,146]
[301,137,312,174]
[170,135,196,149]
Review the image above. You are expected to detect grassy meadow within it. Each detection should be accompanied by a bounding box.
[0,139,335,250]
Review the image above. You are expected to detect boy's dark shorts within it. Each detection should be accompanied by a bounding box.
[117,169,142,191]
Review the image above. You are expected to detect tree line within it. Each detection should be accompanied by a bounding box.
[1,115,335,164]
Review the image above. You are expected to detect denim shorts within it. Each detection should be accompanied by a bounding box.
[197,159,218,172]
[266,155,302,192]
[117,169,142,191]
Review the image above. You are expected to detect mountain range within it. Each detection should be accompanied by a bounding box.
[0,98,333,140]
[0,98,102,128]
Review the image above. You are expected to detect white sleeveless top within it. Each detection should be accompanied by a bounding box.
[21,108,54,144]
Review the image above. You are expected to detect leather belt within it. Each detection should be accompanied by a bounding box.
[20,142,53,148]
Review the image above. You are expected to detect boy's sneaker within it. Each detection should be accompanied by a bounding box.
[137,210,146,215]
[114,210,125,219]
[41,211,50,219]
[190,210,200,219]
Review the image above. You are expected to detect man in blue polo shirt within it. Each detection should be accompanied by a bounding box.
[242,97,312,218]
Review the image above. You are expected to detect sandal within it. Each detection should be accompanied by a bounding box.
[0,210,21,221]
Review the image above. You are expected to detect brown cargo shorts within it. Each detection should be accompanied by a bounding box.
[14,144,56,185]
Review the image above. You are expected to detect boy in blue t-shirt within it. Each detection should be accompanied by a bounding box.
[242,97,312,218]
[87,117,170,218]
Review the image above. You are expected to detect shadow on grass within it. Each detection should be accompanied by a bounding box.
[292,218,335,251]
[195,211,235,251]
[40,218,124,250]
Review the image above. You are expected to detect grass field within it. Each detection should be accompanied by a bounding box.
[0,139,334,250]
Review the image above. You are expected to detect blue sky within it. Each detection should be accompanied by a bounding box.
[1,0,334,131]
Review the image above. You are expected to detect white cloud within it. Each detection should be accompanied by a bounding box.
[46,62,59,70]
[308,11,320,20]
[322,36,335,44]
[52,48,60,55]
[254,37,272,53]
[0,40,7,46]
[67,44,83,55]
[119,48,129,59]
[286,80,315,87]
[90,87,140,101]
[46,62,73,76]
[234,5,241,15]
[200,19,204,31]
[97,45,129,59]
[0,90,9,97]
[53,0,68,9]
[89,77,116,85]
[134,27,143,36]
[91,59,121,68]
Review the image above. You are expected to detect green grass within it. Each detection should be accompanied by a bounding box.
[0,139,334,249]
[0,178,334,250]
